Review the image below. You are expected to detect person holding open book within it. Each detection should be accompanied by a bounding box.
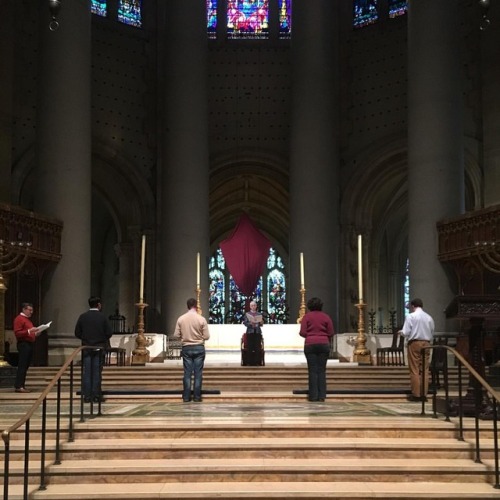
[243,300,264,366]
[13,302,39,393]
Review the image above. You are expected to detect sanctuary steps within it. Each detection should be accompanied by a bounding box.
[2,365,498,499]
[0,364,462,403]
[3,416,500,499]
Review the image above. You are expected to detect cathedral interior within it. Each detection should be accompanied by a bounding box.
[0,0,499,365]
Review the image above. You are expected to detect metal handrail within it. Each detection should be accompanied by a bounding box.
[420,344,500,489]
[2,345,102,500]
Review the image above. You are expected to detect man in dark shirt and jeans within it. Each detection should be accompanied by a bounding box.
[75,296,112,403]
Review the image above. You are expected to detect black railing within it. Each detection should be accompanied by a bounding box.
[2,346,104,500]
[419,344,500,489]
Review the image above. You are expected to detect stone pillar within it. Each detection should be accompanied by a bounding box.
[35,0,92,364]
[115,242,135,332]
[481,1,500,206]
[408,0,464,330]
[0,0,15,203]
[160,0,210,333]
[289,0,340,324]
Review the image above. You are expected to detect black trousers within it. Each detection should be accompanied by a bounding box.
[15,341,34,389]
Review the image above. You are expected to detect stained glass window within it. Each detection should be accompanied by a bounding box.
[404,258,410,311]
[279,0,292,39]
[266,248,287,322]
[353,0,378,29]
[207,0,218,38]
[227,0,269,39]
[91,0,107,17]
[389,0,407,19]
[209,253,226,324]
[208,247,288,324]
[118,0,142,28]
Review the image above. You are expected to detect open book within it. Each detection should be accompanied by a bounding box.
[246,313,263,325]
[35,321,52,336]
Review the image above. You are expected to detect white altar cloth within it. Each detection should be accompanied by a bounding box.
[110,333,166,362]
[205,324,303,352]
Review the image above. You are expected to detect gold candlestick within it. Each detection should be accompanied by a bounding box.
[132,301,149,365]
[353,300,372,364]
[196,286,202,315]
[297,286,306,323]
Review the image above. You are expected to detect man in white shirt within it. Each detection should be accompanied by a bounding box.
[399,298,435,401]
[173,298,210,402]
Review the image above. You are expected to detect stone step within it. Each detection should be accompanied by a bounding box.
[4,458,497,485]
[6,437,497,460]
[6,481,500,499]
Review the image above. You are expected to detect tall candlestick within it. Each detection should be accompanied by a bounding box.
[196,252,200,287]
[300,252,305,287]
[139,234,146,300]
[358,234,363,301]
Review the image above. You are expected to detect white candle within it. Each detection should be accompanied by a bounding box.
[357,234,363,301]
[139,234,146,300]
[300,252,305,287]
[196,252,200,287]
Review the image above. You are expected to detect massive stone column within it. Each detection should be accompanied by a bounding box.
[289,1,340,325]
[0,0,15,203]
[408,0,464,330]
[115,242,135,332]
[35,0,92,364]
[160,0,210,334]
[481,1,500,206]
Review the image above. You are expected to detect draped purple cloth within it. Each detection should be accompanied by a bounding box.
[219,213,271,296]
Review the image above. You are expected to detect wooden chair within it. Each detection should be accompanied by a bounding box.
[376,328,405,366]
[241,332,265,366]
[105,347,126,366]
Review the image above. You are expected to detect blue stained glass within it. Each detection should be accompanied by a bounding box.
[279,0,291,38]
[267,249,287,323]
[209,267,225,324]
[389,0,407,18]
[207,0,218,38]
[227,0,269,39]
[353,0,378,29]
[91,0,107,17]
[404,258,410,311]
[118,0,142,28]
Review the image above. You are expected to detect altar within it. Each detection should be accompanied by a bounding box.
[109,327,400,365]
[206,324,303,351]
[110,333,166,363]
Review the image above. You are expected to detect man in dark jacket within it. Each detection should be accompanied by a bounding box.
[75,296,112,403]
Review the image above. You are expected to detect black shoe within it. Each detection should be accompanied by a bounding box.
[308,398,319,402]
[193,398,202,402]
[407,395,427,402]
[83,396,92,403]
[93,395,104,403]
[183,399,191,403]
[318,398,325,402]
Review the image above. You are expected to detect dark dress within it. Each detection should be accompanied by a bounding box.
[242,311,263,366]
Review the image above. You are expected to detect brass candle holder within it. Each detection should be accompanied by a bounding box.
[353,300,372,364]
[196,286,202,315]
[297,286,306,323]
[131,300,150,365]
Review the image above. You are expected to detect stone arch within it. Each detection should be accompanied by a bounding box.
[209,148,289,257]
[339,137,483,331]
[209,149,289,320]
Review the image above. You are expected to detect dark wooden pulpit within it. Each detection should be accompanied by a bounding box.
[445,295,500,417]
